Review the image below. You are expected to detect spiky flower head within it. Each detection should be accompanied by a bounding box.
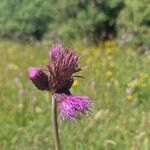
[47,47,81,92]
[54,93,92,121]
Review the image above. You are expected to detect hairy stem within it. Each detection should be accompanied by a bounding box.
[51,95,60,150]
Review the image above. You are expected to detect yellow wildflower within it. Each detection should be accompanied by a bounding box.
[72,80,78,87]
[106,71,112,78]
[127,94,134,101]
[9,63,19,70]
[139,72,149,80]
[127,79,139,88]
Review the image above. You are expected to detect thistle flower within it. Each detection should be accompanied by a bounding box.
[47,48,81,92]
[28,44,92,121]
[54,93,92,121]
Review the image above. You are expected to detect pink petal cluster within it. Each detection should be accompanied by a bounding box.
[54,93,92,121]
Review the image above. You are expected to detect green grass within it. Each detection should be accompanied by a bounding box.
[0,40,149,150]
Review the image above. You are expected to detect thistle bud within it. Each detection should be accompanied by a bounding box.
[28,67,49,91]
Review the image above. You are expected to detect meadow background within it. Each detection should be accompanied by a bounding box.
[0,0,150,150]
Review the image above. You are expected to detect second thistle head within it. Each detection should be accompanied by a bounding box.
[47,44,81,93]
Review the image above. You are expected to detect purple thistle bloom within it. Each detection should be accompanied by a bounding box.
[48,43,63,58]
[47,47,81,92]
[28,67,49,91]
[54,93,92,121]
[28,43,93,121]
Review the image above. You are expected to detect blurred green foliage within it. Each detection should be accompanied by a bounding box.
[0,0,124,42]
[0,0,149,49]
[0,0,53,40]
[117,0,150,51]
[50,0,124,43]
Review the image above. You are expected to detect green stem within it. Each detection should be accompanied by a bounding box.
[51,95,61,150]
